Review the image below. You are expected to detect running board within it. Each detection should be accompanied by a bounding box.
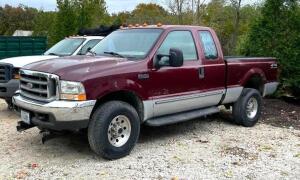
[144,106,220,126]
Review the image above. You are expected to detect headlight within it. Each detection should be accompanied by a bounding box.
[60,80,86,101]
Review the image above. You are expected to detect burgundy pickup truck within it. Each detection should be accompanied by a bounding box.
[13,25,278,159]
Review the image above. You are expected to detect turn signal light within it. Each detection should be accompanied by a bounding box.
[60,93,87,101]
[14,74,20,79]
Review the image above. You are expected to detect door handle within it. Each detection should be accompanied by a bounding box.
[198,67,205,79]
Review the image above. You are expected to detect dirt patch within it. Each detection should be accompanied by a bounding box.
[261,98,300,130]
[221,146,258,160]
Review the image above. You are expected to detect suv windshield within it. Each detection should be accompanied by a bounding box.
[92,29,163,59]
[44,38,85,56]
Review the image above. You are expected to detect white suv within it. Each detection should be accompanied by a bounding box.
[0,36,104,107]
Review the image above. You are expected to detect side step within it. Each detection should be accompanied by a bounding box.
[145,106,220,126]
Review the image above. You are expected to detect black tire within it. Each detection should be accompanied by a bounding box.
[232,88,262,127]
[5,99,13,110]
[88,101,140,160]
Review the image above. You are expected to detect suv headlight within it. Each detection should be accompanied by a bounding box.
[60,80,86,101]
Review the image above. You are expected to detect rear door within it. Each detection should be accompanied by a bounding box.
[197,30,226,94]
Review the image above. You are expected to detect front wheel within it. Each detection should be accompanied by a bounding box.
[232,88,262,127]
[88,101,140,160]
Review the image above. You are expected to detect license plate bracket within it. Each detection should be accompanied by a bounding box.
[21,110,31,124]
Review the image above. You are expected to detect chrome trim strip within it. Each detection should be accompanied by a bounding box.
[155,90,225,105]
[263,82,279,97]
[222,86,243,104]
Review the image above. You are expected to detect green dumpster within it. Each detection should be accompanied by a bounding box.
[0,36,47,59]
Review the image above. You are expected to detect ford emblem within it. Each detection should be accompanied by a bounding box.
[26,83,34,89]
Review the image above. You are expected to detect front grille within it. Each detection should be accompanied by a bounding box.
[0,64,12,83]
[20,70,59,102]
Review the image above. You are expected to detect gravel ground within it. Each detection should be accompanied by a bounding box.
[0,99,299,179]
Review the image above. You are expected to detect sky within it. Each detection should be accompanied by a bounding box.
[0,0,260,13]
[0,0,161,13]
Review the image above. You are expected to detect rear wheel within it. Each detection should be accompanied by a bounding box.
[88,101,140,159]
[232,88,262,127]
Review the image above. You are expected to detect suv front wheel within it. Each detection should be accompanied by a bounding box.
[88,101,140,159]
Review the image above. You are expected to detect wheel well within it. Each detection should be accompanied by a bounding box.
[91,91,144,121]
[244,75,264,94]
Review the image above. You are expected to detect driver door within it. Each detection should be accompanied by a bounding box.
[145,30,204,117]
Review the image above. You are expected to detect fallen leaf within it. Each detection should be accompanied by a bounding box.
[258,145,273,151]
[224,170,233,178]
[15,170,28,179]
[196,139,209,143]
[171,177,179,180]
[294,153,300,158]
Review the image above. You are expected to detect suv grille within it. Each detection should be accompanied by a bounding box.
[20,70,59,102]
[0,64,12,83]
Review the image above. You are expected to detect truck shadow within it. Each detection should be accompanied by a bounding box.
[139,112,234,144]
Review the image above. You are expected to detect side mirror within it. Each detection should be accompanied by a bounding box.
[154,48,184,69]
[169,48,183,67]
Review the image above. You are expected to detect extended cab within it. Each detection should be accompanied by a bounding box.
[13,26,279,159]
[0,36,103,107]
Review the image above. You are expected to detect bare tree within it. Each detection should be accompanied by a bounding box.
[230,0,242,54]
[195,0,206,25]
[167,0,186,24]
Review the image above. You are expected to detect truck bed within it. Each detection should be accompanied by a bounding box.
[224,56,278,88]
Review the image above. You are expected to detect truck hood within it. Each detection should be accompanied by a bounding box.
[0,55,58,68]
[23,55,134,81]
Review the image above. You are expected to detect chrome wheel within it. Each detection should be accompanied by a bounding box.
[246,97,258,119]
[108,115,131,147]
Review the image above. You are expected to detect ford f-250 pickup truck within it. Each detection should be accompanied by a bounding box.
[13,25,279,159]
[0,36,103,108]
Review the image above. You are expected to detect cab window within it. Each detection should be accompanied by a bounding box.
[157,31,198,61]
[78,39,101,55]
[198,31,218,59]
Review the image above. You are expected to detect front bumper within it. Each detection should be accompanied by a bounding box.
[12,95,96,131]
[0,79,19,99]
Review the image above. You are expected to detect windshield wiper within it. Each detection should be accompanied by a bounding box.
[104,51,125,58]
[48,52,60,56]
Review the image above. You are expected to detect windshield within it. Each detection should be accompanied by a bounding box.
[44,38,85,56]
[91,29,163,59]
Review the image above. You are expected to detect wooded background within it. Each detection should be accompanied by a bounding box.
[0,0,299,97]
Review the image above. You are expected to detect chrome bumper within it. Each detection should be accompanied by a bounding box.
[12,95,96,122]
[263,82,279,97]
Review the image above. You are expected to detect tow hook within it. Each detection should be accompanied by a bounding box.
[16,121,35,132]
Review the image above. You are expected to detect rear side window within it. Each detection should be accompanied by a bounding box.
[78,39,101,55]
[199,31,218,60]
[157,31,197,61]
